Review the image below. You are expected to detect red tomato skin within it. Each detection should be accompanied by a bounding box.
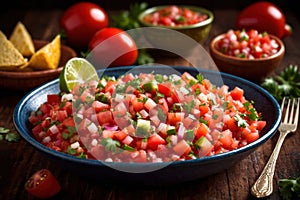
[235,1,289,38]
[25,169,61,199]
[60,2,108,49]
[88,27,138,67]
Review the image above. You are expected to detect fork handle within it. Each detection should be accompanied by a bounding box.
[251,131,289,198]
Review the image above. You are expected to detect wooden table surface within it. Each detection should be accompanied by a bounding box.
[0,6,300,200]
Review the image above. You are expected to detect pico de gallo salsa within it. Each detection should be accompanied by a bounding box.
[142,5,208,27]
[215,29,280,59]
[28,71,266,163]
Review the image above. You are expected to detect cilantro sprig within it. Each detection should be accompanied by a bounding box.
[261,65,300,102]
[0,126,21,142]
[279,177,300,200]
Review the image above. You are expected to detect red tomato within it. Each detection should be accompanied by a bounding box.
[60,2,108,50]
[88,27,138,67]
[25,169,61,199]
[47,94,61,105]
[235,1,291,38]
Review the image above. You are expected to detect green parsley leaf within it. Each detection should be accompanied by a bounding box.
[5,132,21,142]
[0,127,10,134]
[279,177,300,200]
[100,138,121,152]
[261,65,300,102]
[0,126,21,142]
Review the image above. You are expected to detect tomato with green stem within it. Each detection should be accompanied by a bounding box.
[235,1,292,38]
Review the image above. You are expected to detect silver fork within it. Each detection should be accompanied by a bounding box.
[251,97,300,198]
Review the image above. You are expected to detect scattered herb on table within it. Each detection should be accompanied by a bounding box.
[111,2,148,30]
[279,177,300,200]
[0,126,21,142]
[261,65,300,102]
[111,2,154,65]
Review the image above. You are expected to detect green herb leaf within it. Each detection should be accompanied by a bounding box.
[279,177,300,200]
[261,65,300,102]
[0,127,10,134]
[111,2,148,30]
[5,132,21,142]
[136,49,154,65]
[100,138,121,152]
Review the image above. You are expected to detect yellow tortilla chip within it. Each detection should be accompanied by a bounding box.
[9,21,35,57]
[28,34,61,70]
[0,31,27,68]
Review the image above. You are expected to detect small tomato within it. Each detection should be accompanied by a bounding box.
[25,169,61,199]
[60,2,109,50]
[88,27,138,67]
[235,1,291,38]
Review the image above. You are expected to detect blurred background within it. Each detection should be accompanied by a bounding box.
[1,0,297,11]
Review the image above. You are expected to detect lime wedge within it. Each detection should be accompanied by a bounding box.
[59,57,99,92]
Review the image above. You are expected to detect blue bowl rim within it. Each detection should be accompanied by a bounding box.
[13,66,281,169]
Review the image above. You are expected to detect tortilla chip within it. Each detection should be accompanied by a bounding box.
[9,21,35,57]
[28,34,61,70]
[0,31,27,68]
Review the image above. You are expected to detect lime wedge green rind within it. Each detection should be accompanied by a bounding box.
[59,57,99,93]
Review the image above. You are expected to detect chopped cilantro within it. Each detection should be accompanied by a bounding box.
[279,177,300,200]
[234,114,248,128]
[100,138,121,152]
[0,126,21,142]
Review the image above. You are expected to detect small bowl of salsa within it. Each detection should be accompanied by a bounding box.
[210,29,285,82]
[138,5,214,56]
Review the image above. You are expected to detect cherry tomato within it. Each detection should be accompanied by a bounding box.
[235,1,291,38]
[88,27,138,67]
[60,2,109,50]
[25,169,61,199]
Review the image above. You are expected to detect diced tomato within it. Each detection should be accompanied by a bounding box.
[62,117,75,127]
[92,101,109,113]
[173,139,191,156]
[147,133,166,151]
[97,111,114,125]
[104,80,116,94]
[196,123,209,138]
[114,131,127,141]
[131,96,144,112]
[167,112,185,126]
[158,83,172,97]
[39,103,52,114]
[230,87,244,101]
[47,94,61,105]
[242,128,260,143]
[219,129,234,150]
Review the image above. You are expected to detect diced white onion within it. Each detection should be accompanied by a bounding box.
[42,136,51,143]
[49,125,59,134]
[61,93,74,101]
[91,139,98,146]
[87,122,98,134]
[114,93,125,102]
[70,141,80,149]
[122,135,133,145]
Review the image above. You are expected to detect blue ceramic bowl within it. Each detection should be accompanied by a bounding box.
[13,66,281,185]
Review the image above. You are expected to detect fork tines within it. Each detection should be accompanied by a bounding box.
[281,97,300,127]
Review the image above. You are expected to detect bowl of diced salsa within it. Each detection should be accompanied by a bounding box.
[13,65,281,185]
[210,29,285,82]
[138,5,214,56]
